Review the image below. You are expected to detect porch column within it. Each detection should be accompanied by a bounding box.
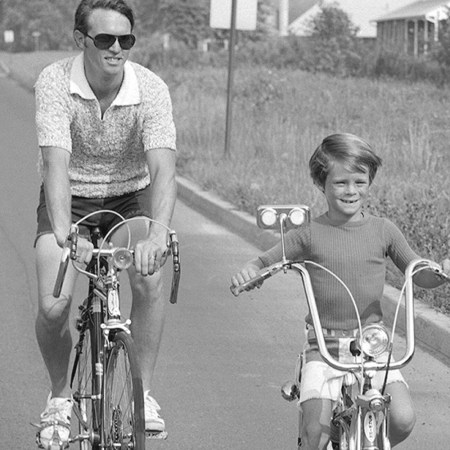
[414,19,418,57]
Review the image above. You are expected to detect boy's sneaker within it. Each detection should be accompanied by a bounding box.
[144,391,165,433]
[36,394,73,449]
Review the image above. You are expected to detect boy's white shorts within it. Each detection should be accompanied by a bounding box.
[299,327,407,405]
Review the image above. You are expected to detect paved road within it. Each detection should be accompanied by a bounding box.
[1,75,450,449]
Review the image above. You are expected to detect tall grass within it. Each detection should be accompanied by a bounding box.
[160,65,450,312]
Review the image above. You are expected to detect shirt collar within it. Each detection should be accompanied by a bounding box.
[70,53,141,105]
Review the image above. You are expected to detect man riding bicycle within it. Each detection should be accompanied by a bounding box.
[33,1,176,447]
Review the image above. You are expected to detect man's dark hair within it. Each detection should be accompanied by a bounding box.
[74,0,135,34]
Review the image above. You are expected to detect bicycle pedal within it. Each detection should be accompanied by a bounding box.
[146,430,168,440]
[33,423,70,450]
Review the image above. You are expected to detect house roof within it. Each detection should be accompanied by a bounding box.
[268,0,316,22]
[289,0,418,38]
[374,0,450,22]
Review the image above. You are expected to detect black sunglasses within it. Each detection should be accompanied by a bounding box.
[85,33,136,50]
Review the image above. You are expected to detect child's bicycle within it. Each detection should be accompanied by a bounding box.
[231,205,449,450]
[35,210,181,450]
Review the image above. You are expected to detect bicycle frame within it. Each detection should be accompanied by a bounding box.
[231,204,448,450]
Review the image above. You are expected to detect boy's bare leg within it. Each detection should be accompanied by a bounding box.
[385,382,416,446]
[300,398,333,450]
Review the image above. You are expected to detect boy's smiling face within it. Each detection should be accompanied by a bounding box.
[323,160,370,223]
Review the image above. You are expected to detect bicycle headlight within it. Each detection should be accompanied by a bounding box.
[112,248,133,270]
[360,324,390,358]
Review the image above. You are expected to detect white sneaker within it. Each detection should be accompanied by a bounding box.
[144,391,165,433]
[37,394,73,449]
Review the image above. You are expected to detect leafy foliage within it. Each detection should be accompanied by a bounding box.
[305,5,362,76]
[0,0,80,51]
[0,0,273,51]
[431,8,450,80]
[158,0,210,48]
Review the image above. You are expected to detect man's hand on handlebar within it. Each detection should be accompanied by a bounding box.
[72,236,94,265]
[134,230,169,276]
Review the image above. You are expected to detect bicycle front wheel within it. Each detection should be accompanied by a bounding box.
[103,331,145,450]
[75,314,102,450]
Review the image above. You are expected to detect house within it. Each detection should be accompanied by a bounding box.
[374,0,450,56]
[265,0,316,35]
[288,0,417,39]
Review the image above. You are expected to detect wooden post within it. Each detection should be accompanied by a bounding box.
[224,0,237,158]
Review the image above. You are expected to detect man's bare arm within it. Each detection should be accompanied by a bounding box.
[134,148,177,275]
[41,146,72,247]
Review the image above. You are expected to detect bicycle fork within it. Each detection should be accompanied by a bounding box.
[355,389,391,450]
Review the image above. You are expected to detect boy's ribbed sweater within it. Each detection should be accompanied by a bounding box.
[259,213,418,330]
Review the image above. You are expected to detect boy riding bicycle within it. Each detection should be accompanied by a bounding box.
[231,133,450,449]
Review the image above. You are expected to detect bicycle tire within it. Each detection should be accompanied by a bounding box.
[75,299,103,450]
[103,330,145,450]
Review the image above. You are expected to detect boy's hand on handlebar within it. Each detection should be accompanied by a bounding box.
[441,258,450,279]
[231,263,264,291]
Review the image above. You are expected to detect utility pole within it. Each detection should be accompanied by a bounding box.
[224,0,237,158]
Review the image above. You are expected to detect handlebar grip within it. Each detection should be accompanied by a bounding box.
[53,247,70,298]
[169,230,180,304]
[230,270,272,297]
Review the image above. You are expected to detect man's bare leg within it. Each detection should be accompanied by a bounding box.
[128,269,166,391]
[35,233,78,398]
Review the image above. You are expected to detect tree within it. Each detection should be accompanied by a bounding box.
[130,0,162,33]
[306,4,362,76]
[158,0,210,48]
[1,0,78,51]
[433,8,450,74]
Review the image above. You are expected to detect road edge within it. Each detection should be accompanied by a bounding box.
[177,176,450,364]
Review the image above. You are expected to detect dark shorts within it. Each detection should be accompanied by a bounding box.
[35,184,151,246]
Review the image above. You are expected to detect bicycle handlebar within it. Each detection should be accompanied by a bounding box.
[230,258,448,372]
[53,222,181,304]
[230,262,285,297]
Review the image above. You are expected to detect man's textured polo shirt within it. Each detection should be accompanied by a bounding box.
[35,53,176,198]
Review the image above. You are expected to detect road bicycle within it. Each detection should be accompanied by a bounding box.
[35,210,181,450]
[231,205,449,450]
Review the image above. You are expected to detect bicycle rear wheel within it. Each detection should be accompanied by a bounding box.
[103,331,145,450]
